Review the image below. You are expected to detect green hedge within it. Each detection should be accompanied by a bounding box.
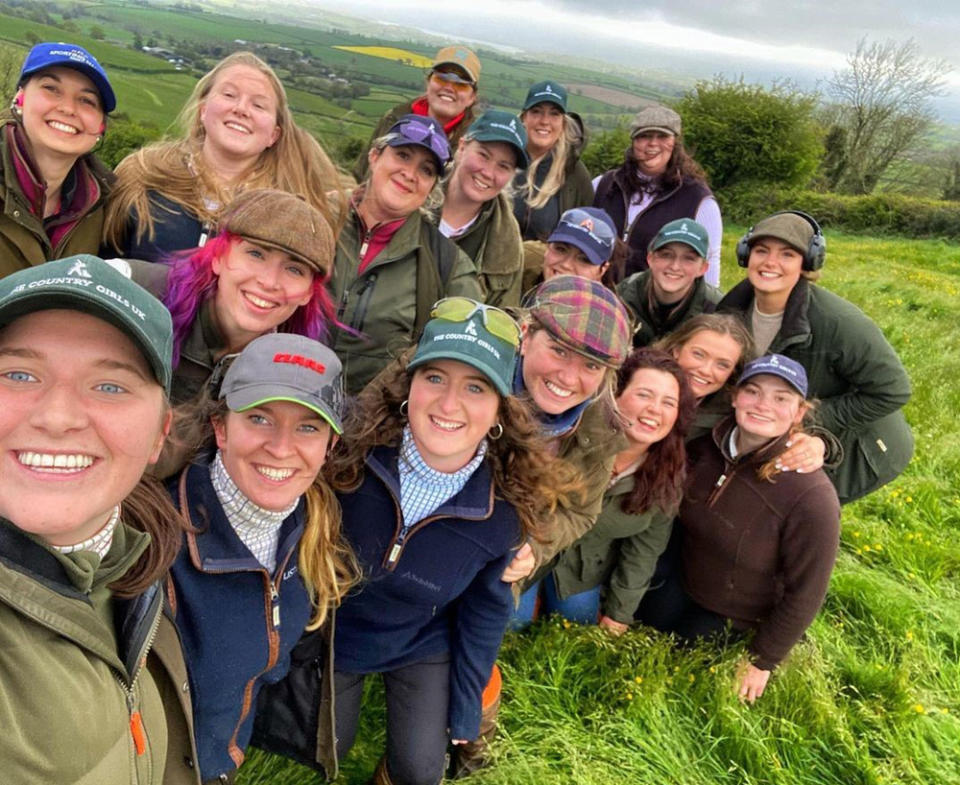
[718,185,960,241]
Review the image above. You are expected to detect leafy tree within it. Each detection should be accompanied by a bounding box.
[25,30,40,46]
[580,124,630,177]
[823,38,951,194]
[676,77,823,190]
[98,117,161,169]
[942,159,960,202]
[89,24,105,40]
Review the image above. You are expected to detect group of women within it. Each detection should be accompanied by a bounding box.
[0,38,914,785]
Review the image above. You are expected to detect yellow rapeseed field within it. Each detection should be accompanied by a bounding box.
[333,46,433,68]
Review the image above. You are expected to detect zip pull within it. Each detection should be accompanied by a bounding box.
[387,543,402,565]
[715,473,727,488]
[270,584,280,628]
[130,710,146,756]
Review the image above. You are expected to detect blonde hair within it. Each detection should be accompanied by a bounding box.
[521,114,578,211]
[104,52,344,252]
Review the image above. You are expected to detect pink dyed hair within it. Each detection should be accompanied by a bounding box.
[162,232,337,366]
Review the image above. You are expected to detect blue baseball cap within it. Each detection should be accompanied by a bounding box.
[737,354,808,398]
[19,42,116,113]
[464,110,529,170]
[385,114,451,170]
[547,207,617,265]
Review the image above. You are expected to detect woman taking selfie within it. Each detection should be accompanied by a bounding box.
[0,254,181,783]
[104,51,341,262]
[2,43,114,276]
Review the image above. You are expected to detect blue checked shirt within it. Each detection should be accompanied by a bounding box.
[398,426,488,528]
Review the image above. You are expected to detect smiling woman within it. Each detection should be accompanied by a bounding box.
[160,333,356,784]
[127,188,338,409]
[0,255,189,785]
[103,51,342,262]
[1,43,115,276]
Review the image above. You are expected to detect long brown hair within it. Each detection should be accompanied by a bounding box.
[615,349,696,516]
[326,350,583,544]
[619,137,708,194]
[104,51,344,251]
[653,313,756,388]
[110,476,190,598]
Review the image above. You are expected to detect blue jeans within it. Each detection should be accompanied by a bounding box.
[510,575,601,629]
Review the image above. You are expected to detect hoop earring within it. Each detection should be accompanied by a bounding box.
[399,399,409,418]
[488,422,503,440]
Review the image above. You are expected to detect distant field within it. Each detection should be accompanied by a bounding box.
[332,45,433,68]
[566,82,655,109]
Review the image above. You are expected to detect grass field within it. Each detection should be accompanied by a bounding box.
[236,228,960,785]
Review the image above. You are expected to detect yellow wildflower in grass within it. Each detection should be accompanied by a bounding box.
[906,630,914,641]
[634,676,643,684]
[914,704,925,714]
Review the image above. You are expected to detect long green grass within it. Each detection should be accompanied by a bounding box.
[237,229,960,784]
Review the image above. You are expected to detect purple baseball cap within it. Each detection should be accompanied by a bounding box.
[547,207,617,265]
[19,42,116,113]
[737,353,808,398]
[385,114,451,171]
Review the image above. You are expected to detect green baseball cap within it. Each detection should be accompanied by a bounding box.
[650,219,709,258]
[408,305,518,397]
[0,255,173,393]
[465,110,529,170]
[523,80,568,112]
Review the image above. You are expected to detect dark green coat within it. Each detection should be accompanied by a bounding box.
[331,205,481,395]
[617,271,722,348]
[551,474,673,624]
[719,277,913,504]
[442,192,524,308]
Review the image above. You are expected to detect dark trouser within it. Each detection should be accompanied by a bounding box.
[335,652,450,785]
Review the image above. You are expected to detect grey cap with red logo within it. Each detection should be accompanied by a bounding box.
[219,333,344,433]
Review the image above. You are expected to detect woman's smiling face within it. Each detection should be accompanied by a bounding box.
[520,328,606,415]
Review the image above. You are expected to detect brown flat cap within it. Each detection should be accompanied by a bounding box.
[219,189,335,276]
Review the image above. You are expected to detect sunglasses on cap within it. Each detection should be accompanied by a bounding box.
[431,297,521,347]
[392,118,451,164]
[430,69,475,91]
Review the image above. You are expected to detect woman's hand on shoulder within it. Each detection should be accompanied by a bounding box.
[736,659,771,703]
[776,432,826,474]
[598,615,629,635]
[500,542,535,583]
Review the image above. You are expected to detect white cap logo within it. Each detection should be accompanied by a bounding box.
[67,259,92,279]
[464,320,478,336]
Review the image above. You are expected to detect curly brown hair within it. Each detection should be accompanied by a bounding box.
[326,351,583,544]
[615,348,697,516]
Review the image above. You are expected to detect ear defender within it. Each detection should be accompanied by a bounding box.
[735,211,826,271]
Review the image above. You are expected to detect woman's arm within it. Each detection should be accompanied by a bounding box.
[694,196,722,288]
[449,551,515,741]
[602,511,674,625]
[748,482,841,670]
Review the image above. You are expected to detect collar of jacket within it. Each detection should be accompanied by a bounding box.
[711,414,793,467]
[720,276,813,349]
[0,516,161,681]
[177,460,305,573]
[365,444,497,522]
[179,298,228,371]
[444,193,519,275]
[560,397,628,460]
[611,162,685,205]
[342,193,425,268]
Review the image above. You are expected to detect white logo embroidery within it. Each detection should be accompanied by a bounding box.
[464,320,478,336]
[67,260,92,279]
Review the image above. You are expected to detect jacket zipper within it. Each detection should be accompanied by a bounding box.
[706,462,737,507]
[350,272,378,332]
[115,600,164,759]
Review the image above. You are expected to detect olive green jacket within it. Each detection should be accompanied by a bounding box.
[551,475,674,624]
[441,192,524,308]
[0,114,112,278]
[331,205,481,395]
[527,399,628,585]
[0,519,168,785]
[617,271,722,348]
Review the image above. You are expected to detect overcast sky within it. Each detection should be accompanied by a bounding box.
[308,0,960,99]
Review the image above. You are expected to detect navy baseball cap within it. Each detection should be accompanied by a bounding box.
[464,110,529,170]
[19,42,116,113]
[737,354,808,398]
[385,114,451,170]
[547,207,617,265]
